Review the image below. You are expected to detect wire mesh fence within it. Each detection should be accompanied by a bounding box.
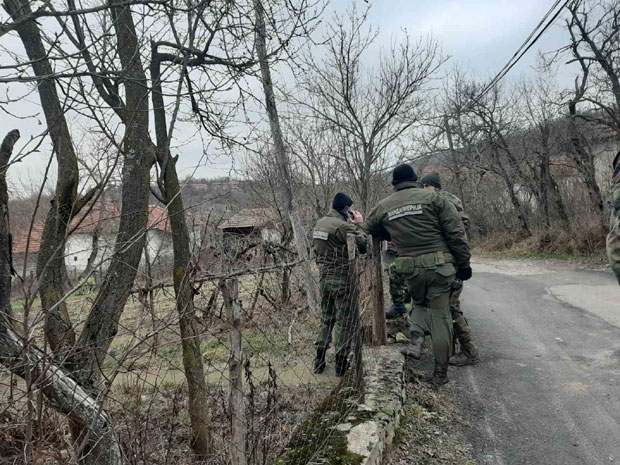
[0,235,388,464]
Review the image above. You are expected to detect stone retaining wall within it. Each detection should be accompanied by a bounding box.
[275,345,406,465]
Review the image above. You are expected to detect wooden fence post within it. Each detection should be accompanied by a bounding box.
[221,278,247,465]
[347,235,364,392]
[371,237,387,345]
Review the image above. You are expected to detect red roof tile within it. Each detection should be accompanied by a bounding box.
[12,202,170,255]
[218,208,275,230]
[12,222,43,255]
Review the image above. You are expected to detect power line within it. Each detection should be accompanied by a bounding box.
[472,0,571,104]
[378,0,572,176]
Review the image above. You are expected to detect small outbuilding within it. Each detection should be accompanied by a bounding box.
[218,208,281,244]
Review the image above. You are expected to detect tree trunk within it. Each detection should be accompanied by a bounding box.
[254,0,320,313]
[0,329,123,465]
[1,130,124,465]
[539,157,551,227]
[568,101,605,213]
[444,116,468,209]
[280,266,291,303]
[496,159,531,236]
[547,169,570,227]
[3,0,78,355]
[151,55,213,458]
[1,130,20,319]
[70,0,153,393]
[161,159,213,457]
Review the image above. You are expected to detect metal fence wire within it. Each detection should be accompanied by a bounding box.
[0,236,388,465]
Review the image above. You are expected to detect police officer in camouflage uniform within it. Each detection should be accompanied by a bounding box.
[607,151,620,284]
[367,165,471,385]
[421,172,479,366]
[312,193,367,376]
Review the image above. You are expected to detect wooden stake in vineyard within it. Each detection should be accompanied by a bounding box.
[222,278,247,465]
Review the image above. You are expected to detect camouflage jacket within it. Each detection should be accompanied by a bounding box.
[439,190,471,231]
[366,181,470,269]
[312,209,367,278]
[607,155,620,284]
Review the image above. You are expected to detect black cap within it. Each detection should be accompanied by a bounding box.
[392,164,417,186]
[332,192,353,211]
[421,172,441,189]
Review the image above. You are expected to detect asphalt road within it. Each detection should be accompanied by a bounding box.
[450,258,620,465]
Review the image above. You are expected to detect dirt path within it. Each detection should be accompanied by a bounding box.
[448,257,620,465]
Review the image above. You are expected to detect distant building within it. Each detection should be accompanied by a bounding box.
[218,208,281,245]
[12,202,173,281]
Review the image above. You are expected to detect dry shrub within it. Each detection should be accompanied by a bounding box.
[473,219,608,257]
[472,229,530,252]
[0,408,69,464]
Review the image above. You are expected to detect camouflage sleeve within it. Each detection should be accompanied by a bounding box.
[435,194,471,269]
[336,222,368,255]
[443,191,470,230]
[461,212,471,231]
[607,153,620,284]
[446,192,464,212]
[366,204,391,241]
[353,224,368,254]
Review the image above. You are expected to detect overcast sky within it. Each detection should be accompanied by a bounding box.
[364,0,572,79]
[0,0,577,188]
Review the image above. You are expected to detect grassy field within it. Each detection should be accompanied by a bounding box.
[2,271,342,464]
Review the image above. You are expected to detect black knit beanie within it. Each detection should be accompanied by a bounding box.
[421,172,441,189]
[332,192,353,211]
[392,164,417,186]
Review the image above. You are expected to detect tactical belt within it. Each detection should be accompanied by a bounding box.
[412,251,454,268]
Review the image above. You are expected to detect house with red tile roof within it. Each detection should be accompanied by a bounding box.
[12,202,173,280]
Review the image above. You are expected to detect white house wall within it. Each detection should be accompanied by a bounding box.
[65,234,115,276]
[65,230,173,275]
[144,230,174,267]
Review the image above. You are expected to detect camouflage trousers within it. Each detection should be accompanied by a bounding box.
[315,275,360,359]
[392,256,455,368]
[389,261,412,306]
[450,281,476,355]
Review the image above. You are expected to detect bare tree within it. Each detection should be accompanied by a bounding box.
[519,75,570,227]
[286,118,345,218]
[254,0,321,313]
[298,5,444,212]
[566,0,620,134]
[3,0,95,356]
[558,0,619,213]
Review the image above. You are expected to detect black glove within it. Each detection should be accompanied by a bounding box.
[456,266,472,281]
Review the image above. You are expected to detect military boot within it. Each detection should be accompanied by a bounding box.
[428,363,449,386]
[335,355,350,377]
[401,336,424,359]
[385,303,407,319]
[449,343,479,366]
[313,348,327,374]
